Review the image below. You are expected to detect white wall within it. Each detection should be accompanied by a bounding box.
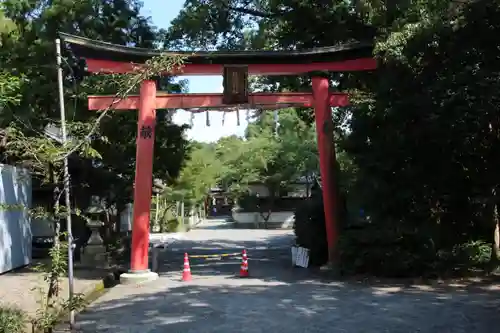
[247,183,309,198]
[232,211,295,228]
[0,164,32,273]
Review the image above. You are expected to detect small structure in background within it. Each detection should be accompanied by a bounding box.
[231,176,314,229]
[207,186,234,217]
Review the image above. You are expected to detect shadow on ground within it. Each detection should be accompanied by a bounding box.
[61,225,500,333]
[155,231,307,283]
[4,256,111,282]
[193,222,236,230]
[75,273,500,333]
[156,231,500,288]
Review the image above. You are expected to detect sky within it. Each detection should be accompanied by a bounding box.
[140,0,249,142]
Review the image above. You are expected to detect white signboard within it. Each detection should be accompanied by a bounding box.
[291,246,309,268]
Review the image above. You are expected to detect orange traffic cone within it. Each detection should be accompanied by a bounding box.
[182,253,192,281]
[240,249,249,277]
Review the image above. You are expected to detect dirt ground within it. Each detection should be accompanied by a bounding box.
[0,257,107,318]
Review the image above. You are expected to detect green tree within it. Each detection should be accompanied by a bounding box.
[0,0,190,235]
[153,141,221,231]
[173,141,222,205]
[215,109,317,226]
[345,0,500,268]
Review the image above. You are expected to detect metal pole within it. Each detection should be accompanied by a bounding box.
[180,200,185,229]
[56,38,75,328]
[155,193,159,229]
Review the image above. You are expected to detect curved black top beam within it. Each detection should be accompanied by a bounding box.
[59,32,374,65]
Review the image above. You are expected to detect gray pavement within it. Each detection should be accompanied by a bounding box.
[72,218,500,333]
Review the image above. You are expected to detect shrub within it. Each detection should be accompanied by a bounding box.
[338,223,439,277]
[293,185,493,277]
[293,195,328,266]
[157,205,183,232]
[338,223,494,278]
[165,217,181,232]
[106,233,130,265]
[294,193,445,276]
[0,305,26,333]
[436,240,492,273]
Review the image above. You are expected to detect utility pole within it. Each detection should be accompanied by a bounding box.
[55,38,75,329]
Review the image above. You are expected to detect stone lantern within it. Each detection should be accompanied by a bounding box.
[87,219,104,245]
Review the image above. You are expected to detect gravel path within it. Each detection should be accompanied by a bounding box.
[72,219,500,333]
[0,261,105,317]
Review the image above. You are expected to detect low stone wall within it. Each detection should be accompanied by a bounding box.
[231,211,295,229]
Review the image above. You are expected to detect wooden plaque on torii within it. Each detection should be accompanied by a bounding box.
[223,65,249,105]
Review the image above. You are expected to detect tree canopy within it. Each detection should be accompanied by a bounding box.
[0,0,190,229]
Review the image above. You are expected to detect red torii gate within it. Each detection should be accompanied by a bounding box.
[60,33,376,283]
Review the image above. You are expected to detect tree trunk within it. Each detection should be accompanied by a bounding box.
[493,201,500,263]
[262,209,271,229]
[305,173,310,198]
[488,186,500,271]
[154,193,160,232]
[487,119,500,268]
[259,193,274,229]
[494,217,500,259]
[115,199,125,234]
[159,198,171,233]
[103,206,112,251]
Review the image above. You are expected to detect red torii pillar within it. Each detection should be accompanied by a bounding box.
[312,76,338,268]
[120,80,159,283]
[130,80,157,272]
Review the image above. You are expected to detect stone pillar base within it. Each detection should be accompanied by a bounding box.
[120,270,158,285]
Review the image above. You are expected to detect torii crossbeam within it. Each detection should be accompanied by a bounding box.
[87,92,349,110]
[60,32,376,283]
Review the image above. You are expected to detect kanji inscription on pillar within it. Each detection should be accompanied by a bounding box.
[140,125,153,139]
